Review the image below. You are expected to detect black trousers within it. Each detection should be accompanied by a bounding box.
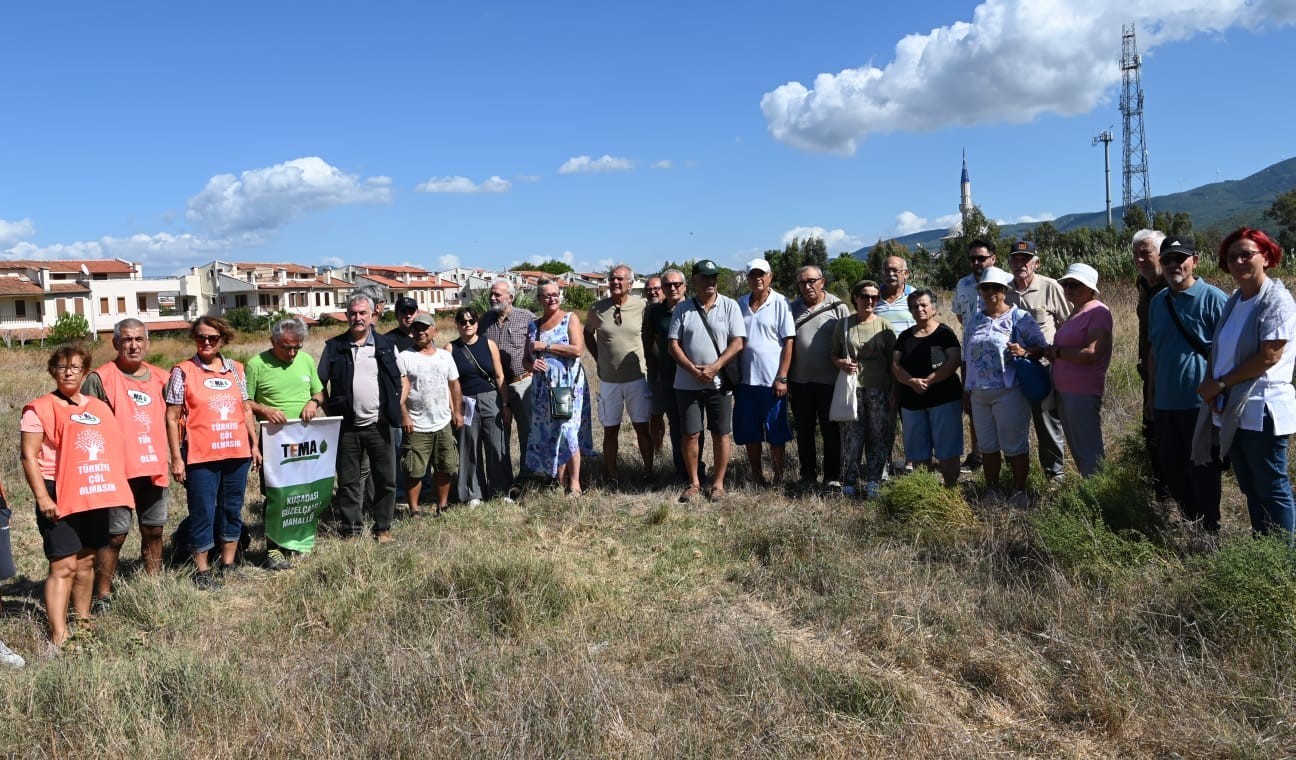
[1154,407,1221,532]
[337,422,396,534]
[788,381,841,483]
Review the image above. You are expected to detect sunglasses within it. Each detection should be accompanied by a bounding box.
[664,281,685,289]
[195,334,222,344]
[457,317,477,326]
[968,255,991,263]
[613,305,622,326]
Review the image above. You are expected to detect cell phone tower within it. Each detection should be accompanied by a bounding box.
[1120,22,1152,218]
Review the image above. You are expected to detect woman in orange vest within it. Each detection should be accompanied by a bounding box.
[165,317,261,591]
[20,345,133,647]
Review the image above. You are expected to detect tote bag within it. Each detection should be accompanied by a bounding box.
[829,320,859,422]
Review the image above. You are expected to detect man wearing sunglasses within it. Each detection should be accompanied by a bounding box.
[789,265,849,491]
[585,264,654,488]
[645,268,704,484]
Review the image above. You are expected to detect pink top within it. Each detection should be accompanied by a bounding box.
[1051,300,1113,396]
[20,407,58,480]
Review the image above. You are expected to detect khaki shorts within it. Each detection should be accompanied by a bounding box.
[108,478,170,535]
[402,427,459,479]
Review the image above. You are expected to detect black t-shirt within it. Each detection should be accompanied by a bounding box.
[894,323,962,410]
[386,326,414,353]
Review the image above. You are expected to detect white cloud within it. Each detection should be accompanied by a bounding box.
[781,225,865,253]
[597,258,615,269]
[891,212,929,236]
[560,250,576,264]
[934,213,963,229]
[516,174,542,183]
[320,256,345,268]
[415,175,511,194]
[1011,212,1056,224]
[558,155,633,174]
[0,218,35,247]
[651,160,672,170]
[3,231,233,266]
[438,254,461,270]
[186,156,392,236]
[761,0,1296,154]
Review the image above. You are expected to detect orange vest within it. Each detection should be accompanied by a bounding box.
[25,394,133,518]
[94,361,168,485]
[175,359,251,465]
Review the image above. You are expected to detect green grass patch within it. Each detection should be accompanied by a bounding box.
[1189,535,1296,648]
[423,551,585,636]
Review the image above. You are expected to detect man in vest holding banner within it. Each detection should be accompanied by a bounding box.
[81,318,170,609]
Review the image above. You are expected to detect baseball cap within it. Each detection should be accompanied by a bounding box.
[1008,240,1038,258]
[411,312,435,328]
[1160,236,1196,258]
[693,259,720,277]
[745,258,771,275]
[395,296,418,313]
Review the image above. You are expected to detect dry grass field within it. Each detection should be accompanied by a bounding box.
[1,284,1294,758]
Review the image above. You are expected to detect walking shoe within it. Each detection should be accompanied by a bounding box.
[90,595,112,616]
[375,530,393,544]
[467,499,484,508]
[1008,491,1032,509]
[193,569,222,591]
[265,549,292,572]
[961,454,982,473]
[679,484,701,503]
[0,640,25,669]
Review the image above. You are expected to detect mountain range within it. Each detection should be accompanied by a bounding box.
[855,156,1296,255]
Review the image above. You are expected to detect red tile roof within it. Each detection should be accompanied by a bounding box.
[231,262,315,274]
[252,277,351,290]
[0,278,43,296]
[360,265,429,275]
[50,283,90,294]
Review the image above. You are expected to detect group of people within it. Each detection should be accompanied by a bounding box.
[5,224,1293,660]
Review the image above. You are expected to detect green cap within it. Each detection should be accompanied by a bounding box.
[693,259,720,276]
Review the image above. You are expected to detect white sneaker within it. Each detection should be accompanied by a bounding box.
[467,499,483,508]
[0,640,24,669]
[1008,491,1031,509]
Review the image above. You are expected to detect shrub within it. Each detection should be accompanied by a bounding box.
[1032,499,1159,585]
[48,312,90,343]
[875,469,976,541]
[1189,535,1296,648]
[423,553,581,636]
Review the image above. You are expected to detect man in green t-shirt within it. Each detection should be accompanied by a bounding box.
[246,317,325,569]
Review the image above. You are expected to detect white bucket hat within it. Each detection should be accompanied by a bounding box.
[978,266,1013,288]
[1058,262,1100,295]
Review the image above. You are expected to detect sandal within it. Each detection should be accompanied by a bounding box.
[679,484,701,503]
[707,485,726,501]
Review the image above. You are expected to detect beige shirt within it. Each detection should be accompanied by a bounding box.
[1013,275,1071,343]
[585,295,648,383]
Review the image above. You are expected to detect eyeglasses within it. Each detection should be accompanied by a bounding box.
[195,334,222,344]
[1228,248,1263,263]
[646,286,662,293]
[1161,256,1190,267]
[457,317,477,326]
[1061,281,1084,290]
[797,277,824,287]
[968,255,991,263]
[883,267,907,274]
[977,283,1004,292]
[277,343,303,352]
[664,281,685,289]
[541,293,561,301]
[54,364,84,374]
[613,306,622,326]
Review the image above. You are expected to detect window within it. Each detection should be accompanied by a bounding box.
[235,295,248,308]
[100,297,109,313]
[15,300,26,318]
[259,293,272,307]
[138,295,147,312]
[117,297,126,313]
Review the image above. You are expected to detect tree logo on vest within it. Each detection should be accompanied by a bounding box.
[76,429,106,461]
[70,411,102,425]
[203,378,234,391]
[128,389,152,406]
[208,395,241,420]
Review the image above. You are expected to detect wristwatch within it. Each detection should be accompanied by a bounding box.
[775,376,788,383]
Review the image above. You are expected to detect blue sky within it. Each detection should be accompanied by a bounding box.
[1,1,1294,278]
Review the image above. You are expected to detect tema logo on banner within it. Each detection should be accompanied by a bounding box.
[261,417,341,552]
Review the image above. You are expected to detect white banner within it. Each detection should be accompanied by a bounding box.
[260,417,342,552]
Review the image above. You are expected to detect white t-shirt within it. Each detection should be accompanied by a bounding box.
[738,290,795,385]
[397,349,459,432]
[1214,294,1296,433]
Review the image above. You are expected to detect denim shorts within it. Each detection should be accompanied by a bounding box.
[900,400,964,463]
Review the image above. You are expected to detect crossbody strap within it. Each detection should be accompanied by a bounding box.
[795,299,845,329]
[454,340,497,388]
[1163,294,1210,359]
[693,297,727,361]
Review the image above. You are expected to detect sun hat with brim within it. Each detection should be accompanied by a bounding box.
[1058,262,1100,295]
[977,266,1013,288]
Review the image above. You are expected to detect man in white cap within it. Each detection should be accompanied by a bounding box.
[735,258,795,486]
[1007,240,1070,481]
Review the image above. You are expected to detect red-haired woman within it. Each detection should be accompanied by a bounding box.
[165,316,261,590]
[21,345,132,646]
[1195,228,1296,536]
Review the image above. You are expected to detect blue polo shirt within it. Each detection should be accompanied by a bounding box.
[1148,278,1227,410]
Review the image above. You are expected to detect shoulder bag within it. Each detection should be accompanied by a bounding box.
[829,319,859,422]
[693,297,741,392]
[547,361,583,420]
[1007,309,1052,403]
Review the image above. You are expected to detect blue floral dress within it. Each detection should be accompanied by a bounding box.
[524,313,586,477]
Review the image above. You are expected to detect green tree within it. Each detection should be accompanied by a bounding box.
[932,205,1003,289]
[1122,204,1150,233]
[561,285,595,312]
[866,238,909,281]
[1265,187,1296,254]
[802,237,829,273]
[827,252,867,292]
[512,260,574,276]
[49,312,90,344]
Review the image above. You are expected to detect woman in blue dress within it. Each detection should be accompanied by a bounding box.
[524,279,587,496]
